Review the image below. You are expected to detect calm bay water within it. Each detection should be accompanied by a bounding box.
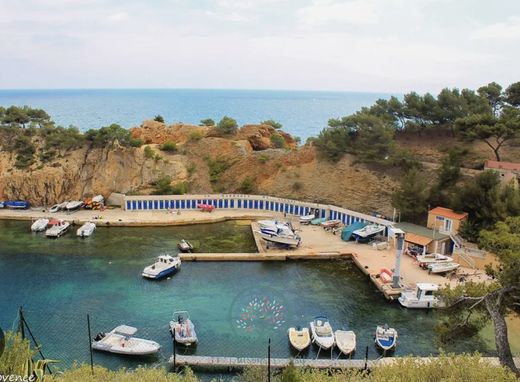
[0,220,494,374]
[0,89,392,140]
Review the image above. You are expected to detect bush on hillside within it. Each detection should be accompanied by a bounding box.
[159,140,177,152]
[261,119,282,129]
[216,116,238,135]
[199,118,215,127]
[270,133,286,149]
[154,115,165,123]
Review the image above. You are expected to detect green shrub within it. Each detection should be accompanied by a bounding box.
[144,145,155,159]
[206,156,232,183]
[238,176,256,193]
[186,163,197,177]
[0,332,36,376]
[261,119,283,129]
[151,176,188,195]
[270,134,286,149]
[189,131,204,141]
[13,135,35,169]
[129,138,144,147]
[199,118,215,127]
[154,115,165,123]
[292,181,303,191]
[216,116,238,135]
[159,140,177,152]
[85,124,131,147]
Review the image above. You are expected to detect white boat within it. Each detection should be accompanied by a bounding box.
[299,214,315,224]
[335,330,356,356]
[428,262,460,274]
[92,195,104,203]
[177,239,194,253]
[258,231,301,247]
[398,283,439,309]
[77,222,96,237]
[258,220,291,235]
[352,224,386,243]
[416,253,453,265]
[45,220,70,238]
[49,202,67,213]
[65,200,83,211]
[375,325,397,351]
[142,255,181,280]
[310,316,335,350]
[169,311,198,346]
[31,218,49,232]
[92,325,160,356]
[288,327,311,352]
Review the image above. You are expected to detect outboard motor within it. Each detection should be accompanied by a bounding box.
[94,332,106,342]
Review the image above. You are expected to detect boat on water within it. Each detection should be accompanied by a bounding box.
[321,219,341,229]
[375,325,397,351]
[288,327,311,352]
[31,218,49,232]
[299,214,315,224]
[177,239,194,253]
[335,330,356,356]
[428,262,460,274]
[65,200,84,211]
[352,224,386,243]
[398,283,439,309]
[77,222,96,237]
[4,201,30,209]
[169,311,198,346]
[310,316,335,350]
[45,220,70,238]
[92,325,160,356]
[142,255,181,280]
[416,253,453,266]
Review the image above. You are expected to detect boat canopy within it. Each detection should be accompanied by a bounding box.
[341,222,368,241]
[113,325,138,336]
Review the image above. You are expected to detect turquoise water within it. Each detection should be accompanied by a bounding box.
[0,220,492,372]
[0,89,392,140]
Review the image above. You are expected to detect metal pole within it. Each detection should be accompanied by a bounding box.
[18,307,25,340]
[87,314,94,375]
[392,229,405,288]
[267,338,271,382]
[20,313,52,374]
[364,345,369,370]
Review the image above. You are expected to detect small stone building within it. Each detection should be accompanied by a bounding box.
[484,160,520,187]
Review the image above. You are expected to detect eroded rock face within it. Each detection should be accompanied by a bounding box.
[236,124,297,151]
[130,121,208,145]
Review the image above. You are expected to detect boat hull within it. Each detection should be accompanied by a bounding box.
[288,327,311,352]
[142,265,179,280]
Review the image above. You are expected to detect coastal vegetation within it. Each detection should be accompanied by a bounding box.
[261,119,282,129]
[151,176,188,195]
[154,115,165,123]
[216,116,238,135]
[160,140,178,152]
[199,118,215,127]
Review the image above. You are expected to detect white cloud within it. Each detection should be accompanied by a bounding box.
[297,0,379,27]
[471,16,520,41]
[106,12,129,23]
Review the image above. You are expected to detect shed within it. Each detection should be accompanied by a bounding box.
[427,207,468,235]
[395,222,453,255]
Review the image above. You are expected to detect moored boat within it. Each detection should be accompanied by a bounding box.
[142,255,181,280]
[177,239,193,253]
[335,330,356,356]
[169,311,198,346]
[65,200,84,211]
[375,324,397,351]
[310,316,334,351]
[321,219,341,229]
[258,231,301,247]
[4,200,30,209]
[288,326,311,352]
[352,224,386,243]
[92,325,160,356]
[31,218,49,232]
[416,253,453,266]
[428,262,460,274]
[299,214,315,224]
[45,220,70,238]
[310,217,326,225]
[77,222,96,237]
[398,283,439,309]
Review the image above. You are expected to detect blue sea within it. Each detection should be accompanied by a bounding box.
[0,89,393,140]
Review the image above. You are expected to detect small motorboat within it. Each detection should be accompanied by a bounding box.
[310,316,334,351]
[66,200,84,211]
[45,220,70,238]
[375,325,397,351]
[142,255,181,280]
[197,203,214,212]
[299,214,315,225]
[416,253,453,266]
[428,262,460,274]
[398,283,439,309]
[288,327,311,352]
[258,231,301,247]
[169,311,198,346]
[320,219,341,229]
[92,325,160,356]
[49,202,67,213]
[352,224,386,243]
[77,222,96,237]
[177,239,194,253]
[31,218,49,232]
[335,330,356,356]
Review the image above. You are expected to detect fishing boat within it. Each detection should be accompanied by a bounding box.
[288,327,311,352]
[335,330,356,356]
[4,201,30,209]
[375,325,397,351]
[309,316,335,350]
[65,200,83,211]
[428,262,460,274]
[197,203,214,212]
[299,214,315,225]
[45,220,70,238]
[398,283,439,309]
[321,219,341,229]
[142,255,181,280]
[352,224,386,243]
[169,311,198,346]
[416,253,453,266]
[31,218,49,232]
[258,231,301,247]
[177,239,194,253]
[92,325,160,356]
[77,222,96,237]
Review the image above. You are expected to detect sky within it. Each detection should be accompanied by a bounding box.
[0,0,519,93]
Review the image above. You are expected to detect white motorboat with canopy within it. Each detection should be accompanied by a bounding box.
[142,255,181,280]
[31,218,49,232]
[77,222,96,237]
[170,311,198,346]
[398,283,440,309]
[310,316,335,353]
[91,325,160,356]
